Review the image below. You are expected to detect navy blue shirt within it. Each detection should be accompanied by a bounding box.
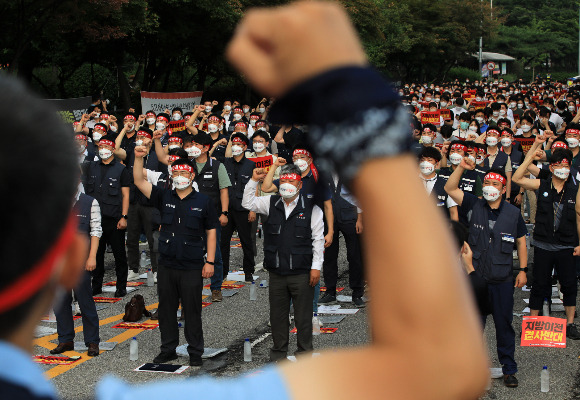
[150,186,217,269]
[460,192,527,238]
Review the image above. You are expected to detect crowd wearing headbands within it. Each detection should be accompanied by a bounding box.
[409,78,580,388]
[68,96,365,367]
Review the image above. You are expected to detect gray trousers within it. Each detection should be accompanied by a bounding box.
[269,271,314,361]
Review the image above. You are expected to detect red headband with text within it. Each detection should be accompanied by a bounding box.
[486,129,500,136]
[235,122,246,128]
[451,143,467,152]
[137,130,152,139]
[552,141,568,150]
[157,115,169,123]
[168,136,183,143]
[551,158,570,166]
[566,129,580,136]
[484,172,506,185]
[280,173,302,181]
[75,134,86,140]
[232,137,245,144]
[99,139,115,149]
[293,149,312,159]
[171,164,193,174]
[124,114,136,121]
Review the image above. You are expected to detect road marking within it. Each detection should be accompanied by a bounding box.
[251,332,271,347]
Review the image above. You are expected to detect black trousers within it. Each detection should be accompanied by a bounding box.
[322,219,364,298]
[269,271,314,361]
[92,216,128,292]
[157,264,204,357]
[530,247,577,310]
[126,202,158,273]
[221,208,255,278]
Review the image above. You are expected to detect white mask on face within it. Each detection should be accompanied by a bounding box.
[482,185,501,202]
[250,120,256,126]
[208,124,218,133]
[110,125,118,133]
[127,124,135,132]
[253,142,265,153]
[492,111,500,118]
[78,143,86,154]
[486,136,498,147]
[419,161,435,176]
[449,153,463,165]
[475,117,484,124]
[186,146,202,158]
[477,155,485,164]
[518,103,524,109]
[501,137,512,147]
[135,139,144,146]
[279,183,298,199]
[509,102,516,109]
[173,175,191,190]
[440,101,448,107]
[156,122,166,131]
[168,144,180,150]
[553,167,570,180]
[93,132,103,141]
[205,106,212,113]
[172,113,182,121]
[98,148,113,160]
[476,97,482,102]
[411,101,418,106]
[146,118,156,125]
[469,125,478,132]
[566,137,579,148]
[421,135,433,145]
[569,106,576,112]
[224,105,231,111]
[258,107,265,113]
[499,109,506,117]
[467,155,476,164]
[243,107,250,113]
[521,124,531,133]
[294,158,309,172]
[233,114,242,121]
[231,145,244,156]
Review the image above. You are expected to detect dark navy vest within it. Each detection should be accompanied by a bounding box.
[534,178,579,246]
[74,193,94,237]
[194,158,222,214]
[223,156,255,211]
[330,178,358,224]
[84,159,125,219]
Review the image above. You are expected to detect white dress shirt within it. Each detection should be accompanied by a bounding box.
[421,175,457,208]
[75,190,103,238]
[242,179,324,270]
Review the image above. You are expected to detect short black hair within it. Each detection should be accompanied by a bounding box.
[171,107,183,114]
[192,131,212,147]
[550,148,574,165]
[169,148,188,159]
[418,146,442,163]
[440,125,454,139]
[0,77,78,337]
[231,132,249,146]
[251,130,270,143]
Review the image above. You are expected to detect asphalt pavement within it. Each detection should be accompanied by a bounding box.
[33,234,580,399]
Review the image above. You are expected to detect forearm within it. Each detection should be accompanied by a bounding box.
[444,165,465,205]
[323,200,334,234]
[154,139,169,165]
[261,165,278,193]
[506,171,512,197]
[205,230,216,262]
[89,236,100,259]
[220,188,229,212]
[242,180,269,214]
[115,128,126,149]
[121,188,130,215]
[517,238,527,267]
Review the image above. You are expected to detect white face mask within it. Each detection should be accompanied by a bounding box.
[279,183,298,199]
[521,124,531,133]
[186,146,202,158]
[482,185,501,202]
[509,103,516,109]
[110,125,118,133]
[419,161,435,176]
[135,139,144,146]
[421,135,433,145]
[98,148,113,160]
[553,167,570,180]
[476,155,485,164]
[224,105,231,111]
[231,145,244,156]
[569,106,576,112]
[127,124,135,132]
[172,113,182,121]
[566,137,579,148]
[168,144,180,150]
[486,136,498,147]
[449,153,463,165]
[499,109,506,116]
[469,125,478,132]
[518,104,524,109]
[475,97,482,102]
[250,120,256,126]
[146,118,156,125]
[475,117,484,124]
[93,132,103,141]
[233,114,242,121]
[258,107,265,113]
[243,107,250,113]
[173,175,191,190]
[294,158,309,172]
[467,155,476,164]
[492,111,499,117]
[501,138,512,147]
[208,124,218,133]
[78,143,86,154]
[156,122,166,131]
[440,101,448,107]
[205,106,212,113]
[253,142,265,153]
[411,101,418,106]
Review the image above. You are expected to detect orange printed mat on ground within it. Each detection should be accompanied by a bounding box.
[202,302,211,308]
[42,315,81,322]
[104,281,145,287]
[290,327,337,334]
[319,287,344,292]
[204,282,245,289]
[93,297,122,303]
[33,355,80,366]
[111,322,159,330]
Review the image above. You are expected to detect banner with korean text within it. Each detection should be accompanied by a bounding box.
[521,316,566,348]
[140,91,203,115]
[47,96,92,123]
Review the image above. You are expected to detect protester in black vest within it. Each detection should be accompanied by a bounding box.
[319,170,365,307]
[221,133,256,281]
[243,164,324,362]
[76,133,98,166]
[445,161,527,388]
[513,135,580,340]
[83,135,131,297]
[417,146,458,220]
[133,148,217,367]
[52,189,101,357]
[500,128,524,206]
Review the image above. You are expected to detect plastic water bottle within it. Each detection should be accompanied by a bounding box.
[129,337,138,361]
[140,251,148,269]
[543,298,550,317]
[250,282,257,301]
[147,269,154,287]
[312,313,321,335]
[259,279,268,288]
[541,366,549,392]
[243,338,252,362]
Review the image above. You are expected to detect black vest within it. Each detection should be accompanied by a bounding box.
[84,159,125,219]
[263,195,313,275]
[484,149,509,173]
[223,156,255,211]
[438,167,476,193]
[533,178,579,246]
[127,148,161,205]
[330,178,358,224]
[194,158,222,213]
[74,193,94,237]
[505,148,523,196]
[431,175,451,219]
[467,199,520,283]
